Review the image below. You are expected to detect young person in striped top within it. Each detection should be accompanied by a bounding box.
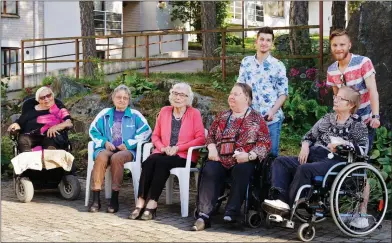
[327,29,380,148]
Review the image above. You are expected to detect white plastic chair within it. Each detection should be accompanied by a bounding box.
[142,141,206,218]
[85,140,146,207]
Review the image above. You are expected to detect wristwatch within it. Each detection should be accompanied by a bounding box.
[248,152,256,161]
[372,114,380,119]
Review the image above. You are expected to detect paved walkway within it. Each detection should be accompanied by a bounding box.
[1,179,390,242]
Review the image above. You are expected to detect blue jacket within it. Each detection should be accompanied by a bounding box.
[89,107,152,160]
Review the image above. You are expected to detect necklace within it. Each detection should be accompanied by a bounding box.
[173,107,187,120]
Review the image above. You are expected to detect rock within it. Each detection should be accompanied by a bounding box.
[209,65,221,73]
[68,94,111,133]
[52,76,90,100]
[193,93,214,129]
[347,2,392,129]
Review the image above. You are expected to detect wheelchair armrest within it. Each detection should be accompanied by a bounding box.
[336,144,355,155]
[9,129,20,142]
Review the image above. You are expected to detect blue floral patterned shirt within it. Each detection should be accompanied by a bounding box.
[237,54,289,125]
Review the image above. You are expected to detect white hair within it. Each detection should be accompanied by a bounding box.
[35,86,54,102]
[168,82,194,107]
[111,84,132,105]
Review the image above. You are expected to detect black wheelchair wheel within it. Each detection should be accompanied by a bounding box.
[246,210,262,228]
[59,175,81,200]
[331,163,388,237]
[15,178,34,203]
[297,223,316,242]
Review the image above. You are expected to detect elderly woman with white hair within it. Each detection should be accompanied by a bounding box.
[7,86,73,152]
[129,82,206,220]
[88,84,152,213]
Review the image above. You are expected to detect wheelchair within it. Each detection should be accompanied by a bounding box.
[193,156,273,228]
[9,98,81,203]
[262,145,388,241]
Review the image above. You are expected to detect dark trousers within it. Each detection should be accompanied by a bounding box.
[18,134,59,152]
[367,124,376,152]
[198,160,255,218]
[138,153,188,202]
[270,146,341,206]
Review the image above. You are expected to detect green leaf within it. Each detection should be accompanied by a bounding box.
[371,149,381,159]
[377,157,391,165]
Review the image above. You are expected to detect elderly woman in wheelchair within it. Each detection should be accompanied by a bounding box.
[191,83,271,231]
[7,86,80,202]
[262,86,388,241]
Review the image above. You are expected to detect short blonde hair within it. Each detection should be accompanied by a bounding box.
[329,29,350,41]
[35,86,54,102]
[339,86,361,114]
[168,83,194,106]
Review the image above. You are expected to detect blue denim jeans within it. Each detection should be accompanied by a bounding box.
[267,119,283,157]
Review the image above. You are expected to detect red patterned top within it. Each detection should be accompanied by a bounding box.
[206,109,271,168]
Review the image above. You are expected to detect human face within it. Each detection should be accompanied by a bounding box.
[333,89,354,114]
[330,35,352,61]
[38,89,54,108]
[228,86,249,112]
[113,90,130,111]
[255,33,273,54]
[170,88,189,108]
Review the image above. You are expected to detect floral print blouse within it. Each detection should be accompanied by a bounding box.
[206,109,271,168]
[237,54,289,125]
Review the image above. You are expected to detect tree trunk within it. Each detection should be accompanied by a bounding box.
[331,1,346,33]
[79,1,97,78]
[289,1,311,55]
[201,1,219,72]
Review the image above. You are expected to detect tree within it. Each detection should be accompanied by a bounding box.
[201,1,219,72]
[79,1,97,78]
[289,1,311,55]
[331,1,346,33]
[170,1,229,42]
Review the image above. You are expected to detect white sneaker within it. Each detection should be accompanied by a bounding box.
[350,217,369,229]
[264,199,290,211]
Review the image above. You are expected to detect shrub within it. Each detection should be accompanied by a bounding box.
[109,71,157,97]
[1,136,14,176]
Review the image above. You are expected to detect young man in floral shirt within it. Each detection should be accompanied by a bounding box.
[237,27,288,157]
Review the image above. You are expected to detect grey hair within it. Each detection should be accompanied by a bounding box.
[168,82,194,106]
[111,84,131,105]
[35,86,54,102]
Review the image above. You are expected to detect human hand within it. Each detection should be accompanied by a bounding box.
[105,141,116,151]
[265,110,275,121]
[7,123,21,132]
[117,144,127,151]
[327,143,338,153]
[298,143,310,164]
[47,125,61,138]
[166,146,179,156]
[369,118,380,128]
[232,151,249,163]
[208,146,220,161]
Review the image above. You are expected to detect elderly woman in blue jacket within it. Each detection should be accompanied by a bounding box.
[88,85,152,213]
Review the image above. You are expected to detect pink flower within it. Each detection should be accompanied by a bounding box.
[306,68,317,80]
[289,68,300,77]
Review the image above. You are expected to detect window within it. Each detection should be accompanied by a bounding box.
[267,1,284,18]
[94,10,122,35]
[1,1,18,16]
[248,1,264,23]
[1,48,19,77]
[93,1,105,11]
[230,1,242,20]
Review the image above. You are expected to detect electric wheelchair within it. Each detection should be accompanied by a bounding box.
[262,145,388,241]
[9,98,81,203]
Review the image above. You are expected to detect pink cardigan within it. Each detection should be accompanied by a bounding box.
[152,106,206,162]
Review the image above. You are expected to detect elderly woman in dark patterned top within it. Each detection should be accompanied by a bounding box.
[264,86,368,212]
[191,83,271,231]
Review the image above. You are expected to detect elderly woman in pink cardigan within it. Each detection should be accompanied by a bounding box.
[129,83,205,220]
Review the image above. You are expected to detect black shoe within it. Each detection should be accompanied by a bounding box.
[191,216,211,231]
[129,207,145,220]
[140,208,157,220]
[107,190,119,213]
[88,191,101,213]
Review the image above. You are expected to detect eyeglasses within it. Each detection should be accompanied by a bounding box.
[39,93,52,100]
[229,92,244,97]
[114,95,130,101]
[333,95,350,102]
[172,91,188,98]
[340,74,347,86]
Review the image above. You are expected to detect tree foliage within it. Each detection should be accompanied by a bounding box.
[170,1,230,42]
